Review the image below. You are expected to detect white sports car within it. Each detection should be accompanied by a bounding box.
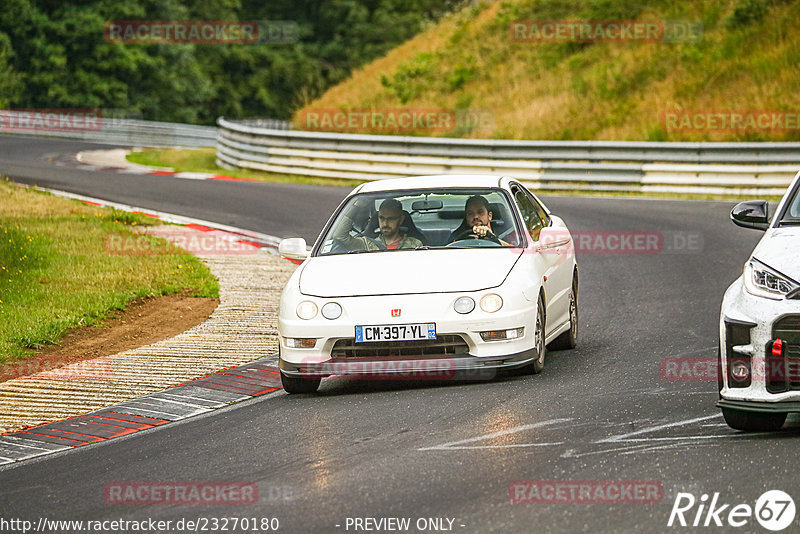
[719,171,800,431]
[277,175,578,393]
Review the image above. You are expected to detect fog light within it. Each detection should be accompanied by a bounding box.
[454,296,475,314]
[321,302,342,320]
[480,293,503,313]
[480,327,524,341]
[285,337,317,349]
[730,360,750,382]
[296,301,318,320]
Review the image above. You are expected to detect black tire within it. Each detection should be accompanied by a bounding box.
[717,346,723,399]
[518,296,546,375]
[549,274,578,351]
[281,372,321,394]
[721,407,786,432]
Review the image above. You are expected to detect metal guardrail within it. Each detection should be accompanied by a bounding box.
[217,117,800,195]
[0,111,217,148]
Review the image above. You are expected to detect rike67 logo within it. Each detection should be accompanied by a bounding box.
[668,490,795,531]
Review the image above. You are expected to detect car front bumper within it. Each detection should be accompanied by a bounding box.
[719,276,800,410]
[278,347,539,379]
[278,290,539,378]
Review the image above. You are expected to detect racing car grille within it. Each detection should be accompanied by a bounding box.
[331,335,469,358]
[774,316,800,347]
[767,316,800,393]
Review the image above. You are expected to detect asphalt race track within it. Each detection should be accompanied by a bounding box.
[1,135,797,533]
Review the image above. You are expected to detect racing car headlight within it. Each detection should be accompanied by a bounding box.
[454,297,475,314]
[480,293,503,313]
[321,302,342,320]
[743,260,800,300]
[296,301,318,320]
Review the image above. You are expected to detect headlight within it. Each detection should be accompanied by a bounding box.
[321,302,342,320]
[296,301,318,320]
[480,293,503,313]
[743,260,800,300]
[454,296,475,314]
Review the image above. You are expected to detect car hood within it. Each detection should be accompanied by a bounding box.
[752,227,800,280]
[299,249,522,297]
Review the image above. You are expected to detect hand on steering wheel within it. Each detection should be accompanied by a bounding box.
[453,225,501,244]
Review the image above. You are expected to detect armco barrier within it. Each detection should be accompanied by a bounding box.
[0,111,219,148]
[216,117,800,195]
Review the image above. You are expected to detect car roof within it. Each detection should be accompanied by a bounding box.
[353,174,510,195]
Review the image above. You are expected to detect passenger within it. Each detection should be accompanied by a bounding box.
[449,195,510,245]
[334,198,423,251]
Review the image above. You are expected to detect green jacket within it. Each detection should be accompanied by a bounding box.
[333,215,423,251]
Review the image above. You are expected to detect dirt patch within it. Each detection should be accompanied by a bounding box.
[1,292,219,382]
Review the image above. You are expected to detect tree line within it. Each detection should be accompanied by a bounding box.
[0,0,465,124]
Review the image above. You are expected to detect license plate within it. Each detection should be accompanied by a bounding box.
[355,323,436,343]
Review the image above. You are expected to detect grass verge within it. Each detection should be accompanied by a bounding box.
[127,147,364,188]
[297,0,800,142]
[0,178,219,362]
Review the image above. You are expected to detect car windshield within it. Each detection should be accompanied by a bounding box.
[779,182,800,225]
[317,188,524,256]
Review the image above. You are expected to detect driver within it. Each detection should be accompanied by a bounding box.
[449,195,510,245]
[333,198,423,251]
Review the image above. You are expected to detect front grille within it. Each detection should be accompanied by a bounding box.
[331,335,469,358]
[774,316,800,349]
[768,315,800,393]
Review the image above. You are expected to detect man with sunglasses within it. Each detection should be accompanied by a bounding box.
[333,198,423,251]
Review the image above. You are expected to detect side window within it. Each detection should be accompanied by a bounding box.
[530,194,551,227]
[513,188,544,241]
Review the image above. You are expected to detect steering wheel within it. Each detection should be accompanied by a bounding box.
[451,227,502,245]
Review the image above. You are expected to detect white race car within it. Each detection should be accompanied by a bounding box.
[277,175,578,393]
[719,171,800,431]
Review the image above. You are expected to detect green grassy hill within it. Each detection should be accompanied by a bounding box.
[295,0,800,141]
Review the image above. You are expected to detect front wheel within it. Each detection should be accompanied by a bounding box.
[549,275,578,351]
[518,296,546,375]
[281,372,321,394]
[721,407,786,432]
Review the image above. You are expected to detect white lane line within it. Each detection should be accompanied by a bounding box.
[618,442,717,456]
[560,443,666,459]
[613,433,774,442]
[596,414,722,443]
[418,418,571,451]
[428,442,565,451]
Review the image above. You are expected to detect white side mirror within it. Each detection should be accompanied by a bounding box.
[279,238,309,260]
